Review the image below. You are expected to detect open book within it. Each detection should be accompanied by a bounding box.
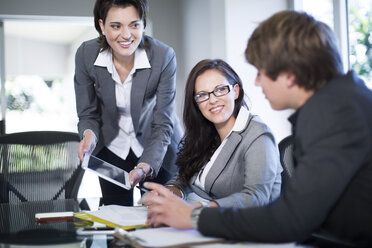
[75,205,224,247]
[74,205,148,230]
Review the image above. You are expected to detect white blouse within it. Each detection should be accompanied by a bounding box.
[94,48,151,160]
[194,106,250,190]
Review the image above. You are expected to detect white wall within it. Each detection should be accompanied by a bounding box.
[225,0,293,142]
[6,36,68,79]
[148,0,185,120]
[181,0,226,73]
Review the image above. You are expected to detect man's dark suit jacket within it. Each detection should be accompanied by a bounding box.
[198,71,372,247]
[74,36,183,176]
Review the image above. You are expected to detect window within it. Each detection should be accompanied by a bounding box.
[301,0,334,29]
[1,19,95,133]
[348,0,372,89]
[294,0,372,89]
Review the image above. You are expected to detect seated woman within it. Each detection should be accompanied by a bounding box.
[162,59,282,208]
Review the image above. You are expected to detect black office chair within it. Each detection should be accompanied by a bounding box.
[0,131,84,203]
[278,135,294,191]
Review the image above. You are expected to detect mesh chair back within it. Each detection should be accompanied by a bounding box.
[278,135,295,191]
[0,131,83,203]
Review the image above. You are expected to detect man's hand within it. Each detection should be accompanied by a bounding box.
[140,182,194,229]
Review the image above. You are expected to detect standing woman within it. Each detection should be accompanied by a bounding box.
[157,59,282,208]
[74,0,182,206]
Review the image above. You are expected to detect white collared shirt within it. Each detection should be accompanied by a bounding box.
[194,106,250,190]
[93,48,151,160]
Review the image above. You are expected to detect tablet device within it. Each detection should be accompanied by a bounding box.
[82,154,131,190]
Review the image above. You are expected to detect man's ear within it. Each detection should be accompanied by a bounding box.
[285,72,297,88]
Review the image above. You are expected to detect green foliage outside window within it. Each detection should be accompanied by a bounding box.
[349,4,372,88]
[0,143,77,172]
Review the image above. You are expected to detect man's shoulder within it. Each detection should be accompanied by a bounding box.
[319,71,370,97]
[306,71,372,111]
[296,71,372,140]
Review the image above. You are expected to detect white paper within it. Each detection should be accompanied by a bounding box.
[88,205,147,227]
[131,227,222,247]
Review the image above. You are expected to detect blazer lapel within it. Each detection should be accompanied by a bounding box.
[189,174,214,200]
[203,114,254,194]
[204,133,242,193]
[96,67,117,117]
[131,69,151,132]
[188,134,242,200]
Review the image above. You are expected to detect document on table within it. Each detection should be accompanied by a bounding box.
[117,227,224,248]
[74,205,148,230]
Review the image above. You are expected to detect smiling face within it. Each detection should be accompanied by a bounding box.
[99,5,144,61]
[195,69,239,133]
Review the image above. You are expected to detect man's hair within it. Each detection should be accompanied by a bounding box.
[93,0,148,51]
[245,10,344,91]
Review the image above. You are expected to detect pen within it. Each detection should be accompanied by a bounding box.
[136,185,150,193]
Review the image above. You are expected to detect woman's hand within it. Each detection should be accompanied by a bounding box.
[129,163,151,187]
[78,130,96,160]
[140,182,193,229]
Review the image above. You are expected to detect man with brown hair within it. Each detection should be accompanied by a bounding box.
[141,10,372,247]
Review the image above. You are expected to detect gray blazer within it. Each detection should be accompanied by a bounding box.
[167,114,282,208]
[74,36,183,175]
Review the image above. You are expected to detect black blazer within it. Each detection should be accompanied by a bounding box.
[74,36,183,175]
[197,71,372,247]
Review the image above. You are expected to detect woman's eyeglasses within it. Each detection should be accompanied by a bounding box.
[194,84,234,103]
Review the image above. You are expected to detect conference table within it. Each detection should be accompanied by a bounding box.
[0,198,308,248]
[0,198,113,247]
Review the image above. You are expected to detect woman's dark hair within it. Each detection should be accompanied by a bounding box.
[176,59,247,184]
[93,0,148,51]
